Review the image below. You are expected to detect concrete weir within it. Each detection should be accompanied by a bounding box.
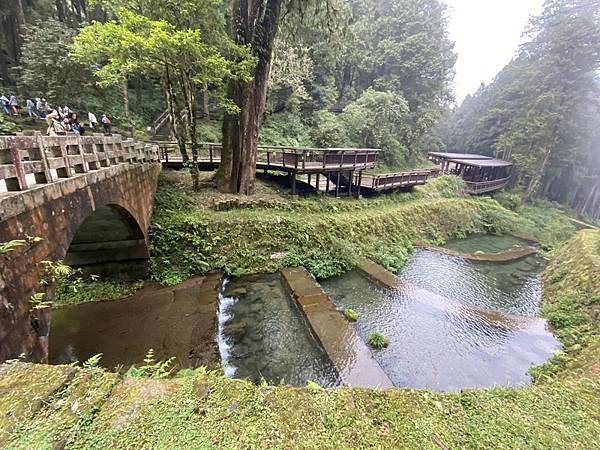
[357,258,552,334]
[414,243,538,262]
[280,267,393,389]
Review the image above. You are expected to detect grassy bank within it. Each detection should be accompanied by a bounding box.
[1,229,598,448]
[148,170,578,285]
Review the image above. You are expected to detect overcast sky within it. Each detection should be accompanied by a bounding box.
[444,0,545,103]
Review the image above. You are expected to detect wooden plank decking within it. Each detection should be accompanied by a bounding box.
[156,142,512,196]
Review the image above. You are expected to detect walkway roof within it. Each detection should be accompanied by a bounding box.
[449,158,513,168]
[428,152,492,160]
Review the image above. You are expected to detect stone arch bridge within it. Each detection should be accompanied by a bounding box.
[0,133,161,363]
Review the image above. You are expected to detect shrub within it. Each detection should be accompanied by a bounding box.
[367,332,389,349]
[494,192,523,211]
[422,175,465,198]
[344,308,359,322]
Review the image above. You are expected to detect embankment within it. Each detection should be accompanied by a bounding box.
[0,230,598,448]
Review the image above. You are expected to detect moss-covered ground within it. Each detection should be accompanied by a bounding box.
[1,229,598,448]
[1,171,597,448]
[148,170,579,285]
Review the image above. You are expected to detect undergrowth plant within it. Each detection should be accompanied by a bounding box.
[344,309,359,322]
[125,349,175,379]
[367,332,389,349]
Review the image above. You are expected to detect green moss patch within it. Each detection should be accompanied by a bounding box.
[0,363,77,445]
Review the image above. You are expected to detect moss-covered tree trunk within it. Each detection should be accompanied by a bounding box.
[216,0,283,195]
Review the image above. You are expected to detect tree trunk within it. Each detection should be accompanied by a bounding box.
[180,70,200,191]
[164,67,188,164]
[56,0,67,23]
[216,0,283,195]
[203,81,210,121]
[581,182,598,217]
[122,80,134,137]
[14,0,27,52]
[523,147,551,203]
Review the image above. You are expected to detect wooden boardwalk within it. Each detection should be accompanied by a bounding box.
[156,142,513,197]
[156,142,434,196]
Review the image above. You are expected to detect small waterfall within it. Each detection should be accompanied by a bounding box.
[216,278,238,377]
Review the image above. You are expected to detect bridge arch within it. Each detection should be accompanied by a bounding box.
[64,203,150,280]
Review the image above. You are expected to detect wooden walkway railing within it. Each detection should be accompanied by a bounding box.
[155,140,512,197]
[156,141,380,173]
[463,177,511,195]
[361,170,432,191]
[0,133,160,192]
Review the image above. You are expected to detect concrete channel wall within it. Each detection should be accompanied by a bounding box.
[280,267,393,389]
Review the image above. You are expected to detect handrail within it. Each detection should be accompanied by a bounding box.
[364,169,431,189]
[147,141,381,153]
[463,177,511,194]
[0,132,160,192]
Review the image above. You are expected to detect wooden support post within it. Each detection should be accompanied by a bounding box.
[291,171,297,196]
[308,173,312,187]
[348,170,353,197]
[316,173,320,193]
[326,174,330,194]
[357,170,362,198]
[335,171,341,198]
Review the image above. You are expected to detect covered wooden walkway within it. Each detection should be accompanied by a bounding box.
[428,152,513,194]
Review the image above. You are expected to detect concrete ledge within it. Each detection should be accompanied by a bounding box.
[280,267,393,389]
[357,258,402,289]
[415,243,538,262]
[357,258,549,332]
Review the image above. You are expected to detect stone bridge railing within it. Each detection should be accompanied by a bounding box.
[0,133,160,192]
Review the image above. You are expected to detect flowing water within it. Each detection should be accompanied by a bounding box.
[50,234,560,390]
[321,235,561,391]
[217,273,340,387]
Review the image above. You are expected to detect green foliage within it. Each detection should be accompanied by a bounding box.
[0,237,40,254]
[124,349,175,379]
[148,171,576,283]
[367,332,389,349]
[83,354,104,369]
[260,0,456,169]
[307,110,347,148]
[421,175,465,198]
[344,308,359,322]
[494,192,523,211]
[532,230,600,379]
[341,88,410,166]
[306,380,321,390]
[47,261,144,306]
[0,114,18,135]
[435,0,600,211]
[29,292,51,311]
[259,112,312,146]
[14,19,94,105]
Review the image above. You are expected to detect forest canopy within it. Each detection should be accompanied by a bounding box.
[431,0,600,217]
[0,0,598,215]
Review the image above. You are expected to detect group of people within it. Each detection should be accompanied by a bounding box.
[45,106,112,137]
[1,93,113,136]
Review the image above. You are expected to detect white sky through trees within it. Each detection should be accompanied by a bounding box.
[444,0,544,104]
